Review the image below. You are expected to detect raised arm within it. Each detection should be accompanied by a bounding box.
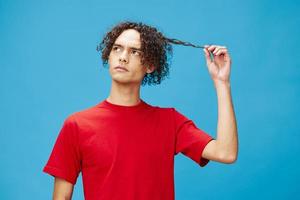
[201,45,238,164]
[53,177,74,200]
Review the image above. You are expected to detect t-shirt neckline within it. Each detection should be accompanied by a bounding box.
[99,98,149,112]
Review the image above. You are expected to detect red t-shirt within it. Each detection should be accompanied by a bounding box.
[43,99,214,200]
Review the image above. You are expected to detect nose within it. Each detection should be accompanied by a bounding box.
[119,50,129,64]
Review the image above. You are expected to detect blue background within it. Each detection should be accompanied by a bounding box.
[1,0,299,199]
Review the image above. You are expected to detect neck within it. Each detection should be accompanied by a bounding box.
[106,80,142,106]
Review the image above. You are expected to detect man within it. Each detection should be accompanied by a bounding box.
[43,21,238,200]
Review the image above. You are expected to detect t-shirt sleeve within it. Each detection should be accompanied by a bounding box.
[173,108,215,167]
[43,115,82,185]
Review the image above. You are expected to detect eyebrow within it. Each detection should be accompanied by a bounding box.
[113,43,142,51]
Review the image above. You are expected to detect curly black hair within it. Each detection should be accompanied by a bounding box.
[96,21,204,86]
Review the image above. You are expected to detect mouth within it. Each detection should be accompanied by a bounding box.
[114,65,129,72]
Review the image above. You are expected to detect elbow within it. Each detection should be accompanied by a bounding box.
[218,152,238,164]
[227,154,238,164]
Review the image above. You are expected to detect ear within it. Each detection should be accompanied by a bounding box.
[146,65,156,74]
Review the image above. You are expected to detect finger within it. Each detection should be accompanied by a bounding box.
[203,47,211,60]
[207,45,218,52]
[215,48,228,56]
[213,47,221,54]
[224,51,231,62]
[216,49,231,63]
[213,46,227,54]
[203,48,212,65]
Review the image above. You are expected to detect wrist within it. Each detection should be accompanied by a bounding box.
[213,80,231,88]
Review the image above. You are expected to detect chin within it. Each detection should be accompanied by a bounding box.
[111,77,130,84]
[111,77,142,85]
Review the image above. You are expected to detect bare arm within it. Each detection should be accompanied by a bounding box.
[53,177,74,200]
[202,81,238,163]
[201,45,238,164]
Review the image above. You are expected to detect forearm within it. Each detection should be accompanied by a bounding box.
[53,192,72,200]
[214,80,238,161]
[53,178,74,200]
[53,198,71,200]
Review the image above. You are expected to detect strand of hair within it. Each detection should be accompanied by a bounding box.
[164,37,205,49]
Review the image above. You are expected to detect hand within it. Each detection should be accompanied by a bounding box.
[203,45,232,84]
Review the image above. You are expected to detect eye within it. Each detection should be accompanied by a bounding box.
[112,46,120,52]
[131,50,141,56]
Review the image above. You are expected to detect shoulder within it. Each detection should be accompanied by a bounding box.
[150,104,175,114]
[146,100,189,115]
[148,104,184,121]
[63,103,100,124]
[152,105,183,116]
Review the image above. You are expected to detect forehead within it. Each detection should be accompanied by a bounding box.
[114,29,141,48]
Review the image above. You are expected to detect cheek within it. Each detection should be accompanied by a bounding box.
[108,53,113,63]
[108,54,116,67]
[135,66,148,77]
